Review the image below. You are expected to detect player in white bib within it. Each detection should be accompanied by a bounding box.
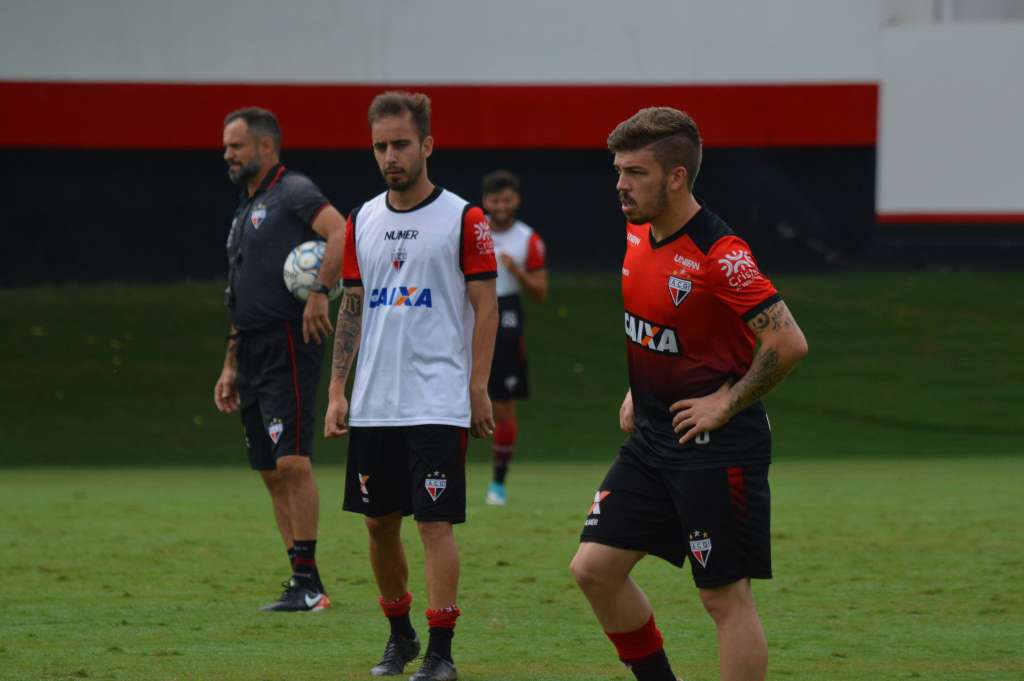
[480,171,548,506]
[325,92,498,681]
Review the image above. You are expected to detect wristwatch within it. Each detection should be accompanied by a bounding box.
[310,282,331,296]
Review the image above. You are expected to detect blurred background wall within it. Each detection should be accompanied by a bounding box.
[1,0,1022,284]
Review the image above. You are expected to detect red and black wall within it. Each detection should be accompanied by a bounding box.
[1,82,878,285]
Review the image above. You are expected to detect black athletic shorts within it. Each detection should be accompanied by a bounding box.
[579,443,772,589]
[488,295,529,400]
[343,425,468,524]
[235,320,323,470]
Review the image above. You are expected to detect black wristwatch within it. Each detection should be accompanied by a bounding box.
[310,282,331,296]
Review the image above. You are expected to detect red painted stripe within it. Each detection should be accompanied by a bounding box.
[0,81,877,149]
[283,321,302,456]
[878,212,1024,225]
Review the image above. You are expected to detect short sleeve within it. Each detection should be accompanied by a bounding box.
[341,212,362,287]
[525,231,546,271]
[460,205,498,281]
[286,176,330,225]
[706,236,781,321]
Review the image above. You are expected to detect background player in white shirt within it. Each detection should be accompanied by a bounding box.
[480,171,548,505]
[325,91,498,681]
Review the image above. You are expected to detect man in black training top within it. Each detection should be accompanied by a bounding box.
[213,107,346,611]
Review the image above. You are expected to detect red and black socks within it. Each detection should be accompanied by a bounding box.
[605,614,676,681]
[492,419,517,483]
[380,592,416,639]
[291,539,321,590]
[425,605,460,661]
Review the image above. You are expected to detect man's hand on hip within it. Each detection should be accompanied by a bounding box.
[303,291,333,344]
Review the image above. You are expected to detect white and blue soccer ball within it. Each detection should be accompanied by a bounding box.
[283,240,343,301]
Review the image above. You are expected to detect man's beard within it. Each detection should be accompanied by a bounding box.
[383,158,423,191]
[227,157,262,185]
[622,183,670,224]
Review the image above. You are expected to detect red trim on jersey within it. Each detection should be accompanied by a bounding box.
[284,321,302,456]
[0,81,877,149]
[877,212,1024,225]
[265,164,286,192]
[341,212,362,284]
[461,205,498,278]
[525,231,546,271]
[727,466,748,519]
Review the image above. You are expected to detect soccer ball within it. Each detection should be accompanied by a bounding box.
[283,240,343,301]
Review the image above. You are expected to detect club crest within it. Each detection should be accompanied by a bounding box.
[424,471,447,501]
[358,473,370,498]
[268,418,283,444]
[668,276,692,307]
[392,246,407,271]
[688,530,712,568]
[251,203,267,229]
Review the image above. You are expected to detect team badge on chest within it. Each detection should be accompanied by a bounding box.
[668,276,692,307]
[424,471,447,501]
[392,245,407,271]
[251,203,267,229]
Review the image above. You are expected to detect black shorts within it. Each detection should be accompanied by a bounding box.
[343,425,468,524]
[579,444,772,588]
[489,295,529,401]
[236,321,323,470]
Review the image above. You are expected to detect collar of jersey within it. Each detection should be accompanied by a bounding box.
[386,185,444,213]
[648,205,706,250]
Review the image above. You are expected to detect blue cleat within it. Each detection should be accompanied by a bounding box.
[485,482,507,506]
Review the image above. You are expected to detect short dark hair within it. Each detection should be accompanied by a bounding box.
[607,107,702,190]
[223,107,282,152]
[482,170,520,196]
[368,91,431,141]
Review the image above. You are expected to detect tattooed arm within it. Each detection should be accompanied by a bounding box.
[324,286,364,437]
[670,299,808,445]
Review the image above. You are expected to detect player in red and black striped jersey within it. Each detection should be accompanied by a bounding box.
[570,109,808,681]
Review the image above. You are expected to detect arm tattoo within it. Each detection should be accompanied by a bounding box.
[748,300,795,333]
[331,290,363,381]
[729,300,800,415]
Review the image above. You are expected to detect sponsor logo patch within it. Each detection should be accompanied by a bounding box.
[624,311,680,355]
[627,233,642,247]
[674,253,700,271]
[424,471,447,501]
[667,276,692,307]
[688,530,712,568]
[474,220,495,255]
[251,203,267,229]
[585,491,611,526]
[368,286,433,308]
[384,229,419,240]
[718,249,761,289]
[268,418,283,444]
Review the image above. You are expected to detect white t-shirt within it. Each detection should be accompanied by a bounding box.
[491,219,547,298]
[342,187,497,427]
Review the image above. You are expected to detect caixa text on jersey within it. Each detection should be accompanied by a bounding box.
[368,286,434,309]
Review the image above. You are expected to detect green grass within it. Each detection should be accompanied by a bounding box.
[1,271,1022,466]
[1,459,1022,681]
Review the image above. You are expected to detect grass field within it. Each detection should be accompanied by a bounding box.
[1,459,1022,681]
[1,272,1022,679]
